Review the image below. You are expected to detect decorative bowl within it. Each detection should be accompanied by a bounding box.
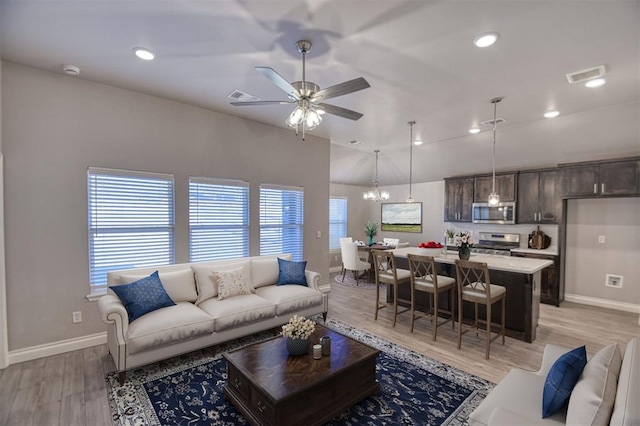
[415,247,443,257]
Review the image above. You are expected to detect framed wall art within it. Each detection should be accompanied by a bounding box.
[381,202,422,233]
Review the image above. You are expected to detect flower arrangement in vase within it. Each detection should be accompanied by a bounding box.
[364,221,379,246]
[282,315,316,356]
[455,231,474,260]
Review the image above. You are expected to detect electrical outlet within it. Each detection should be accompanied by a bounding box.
[316,231,322,238]
[72,311,82,323]
[598,235,606,243]
[605,274,623,289]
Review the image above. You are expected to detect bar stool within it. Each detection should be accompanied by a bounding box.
[407,253,456,339]
[455,259,506,359]
[371,249,411,326]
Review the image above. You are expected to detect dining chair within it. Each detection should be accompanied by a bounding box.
[371,249,411,326]
[339,237,353,274]
[340,240,371,285]
[407,254,456,339]
[455,259,506,359]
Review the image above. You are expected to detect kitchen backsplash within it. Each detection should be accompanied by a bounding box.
[443,222,558,249]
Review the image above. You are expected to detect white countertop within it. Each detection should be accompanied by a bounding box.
[391,247,554,274]
[511,247,559,256]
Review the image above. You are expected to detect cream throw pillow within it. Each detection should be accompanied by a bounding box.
[566,342,622,426]
[216,267,252,300]
[191,260,251,305]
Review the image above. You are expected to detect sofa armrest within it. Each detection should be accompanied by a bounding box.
[305,270,324,292]
[98,294,129,343]
[536,343,573,376]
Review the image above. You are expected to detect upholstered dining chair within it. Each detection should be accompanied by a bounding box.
[371,249,411,326]
[340,240,371,285]
[339,237,353,274]
[407,254,456,339]
[383,237,400,247]
[455,259,506,359]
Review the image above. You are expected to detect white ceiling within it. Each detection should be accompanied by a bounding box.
[1,1,639,186]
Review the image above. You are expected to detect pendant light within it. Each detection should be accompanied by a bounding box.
[488,97,502,206]
[363,150,390,201]
[406,121,416,203]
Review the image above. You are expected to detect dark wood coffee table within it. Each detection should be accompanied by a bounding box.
[222,324,380,426]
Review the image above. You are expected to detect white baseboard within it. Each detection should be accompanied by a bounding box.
[329,266,342,273]
[8,332,107,365]
[565,293,640,317]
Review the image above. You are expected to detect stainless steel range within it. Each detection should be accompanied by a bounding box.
[471,232,520,255]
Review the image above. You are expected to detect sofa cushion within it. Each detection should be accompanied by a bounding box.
[120,269,197,303]
[611,337,639,426]
[198,294,276,332]
[255,285,323,316]
[251,254,292,289]
[215,267,252,300]
[127,302,214,354]
[111,271,176,323]
[191,259,251,304]
[277,258,307,286]
[566,342,622,426]
[542,345,587,417]
[469,369,566,426]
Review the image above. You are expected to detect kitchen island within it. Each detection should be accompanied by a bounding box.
[390,247,553,343]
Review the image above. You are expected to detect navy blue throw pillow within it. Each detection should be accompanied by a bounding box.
[542,345,587,418]
[111,271,176,323]
[276,258,308,286]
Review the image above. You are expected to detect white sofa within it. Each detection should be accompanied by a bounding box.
[470,337,639,426]
[98,254,329,384]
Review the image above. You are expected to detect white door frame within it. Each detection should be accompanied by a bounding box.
[0,154,8,369]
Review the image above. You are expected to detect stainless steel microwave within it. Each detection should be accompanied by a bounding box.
[472,202,516,224]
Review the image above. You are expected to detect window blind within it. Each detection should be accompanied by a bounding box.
[329,197,348,250]
[87,167,175,294]
[259,184,304,260]
[189,177,250,262]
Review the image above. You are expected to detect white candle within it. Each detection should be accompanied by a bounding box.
[313,344,322,359]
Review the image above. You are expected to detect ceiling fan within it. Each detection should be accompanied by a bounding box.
[230,40,370,140]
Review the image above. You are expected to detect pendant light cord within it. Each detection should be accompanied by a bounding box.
[490,97,502,195]
[408,121,415,201]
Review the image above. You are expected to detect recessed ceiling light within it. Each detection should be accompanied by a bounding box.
[133,47,156,61]
[469,127,481,134]
[473,32,499,48]
[585,78,606,88]
[544,110,560,118]
[413,140,423,146]
[62,64,80,76]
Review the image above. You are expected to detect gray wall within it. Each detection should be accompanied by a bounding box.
[565,197,640,304]
[2,61,330,351]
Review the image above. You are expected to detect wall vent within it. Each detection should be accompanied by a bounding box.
[227,90,261,102]
[566,65,606,84]
[480,117,506,127]
[605,274,623,289]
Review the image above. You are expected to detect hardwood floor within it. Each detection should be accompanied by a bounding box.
[0,276,638,424]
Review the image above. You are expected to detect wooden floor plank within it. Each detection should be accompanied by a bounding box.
[59,393,86,426]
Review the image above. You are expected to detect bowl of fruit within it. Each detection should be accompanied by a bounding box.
[416,241,444,256]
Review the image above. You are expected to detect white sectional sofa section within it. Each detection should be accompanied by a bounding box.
[98,254,329,384]
[470,337,639,426]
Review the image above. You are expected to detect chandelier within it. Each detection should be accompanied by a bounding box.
[363,150,390,201]
[488,97,502,206]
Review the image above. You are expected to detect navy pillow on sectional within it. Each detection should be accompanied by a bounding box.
[276,258,308,286]
[111,271,176,323]
[542,345,587,418]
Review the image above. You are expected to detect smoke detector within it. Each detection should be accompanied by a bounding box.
[62,64,80,76]
[566,65,606,84]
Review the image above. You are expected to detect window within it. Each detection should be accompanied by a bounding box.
[189,177,249,262]
[329,197,348,250]
[260,184,304,260]
[87,168,175,294]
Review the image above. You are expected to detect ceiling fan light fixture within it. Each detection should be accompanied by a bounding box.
[473,32,499,48]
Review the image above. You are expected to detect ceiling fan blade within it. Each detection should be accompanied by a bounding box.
[255,67,301,100]
[231,100,295,106]
[311,77,370,102]
[317,103,364,121]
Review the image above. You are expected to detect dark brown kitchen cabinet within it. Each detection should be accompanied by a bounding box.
[518,169,561,223]
[473,173,517,202]
[444,177,474,222]
[560,158,640,197]
[511,251,561,306]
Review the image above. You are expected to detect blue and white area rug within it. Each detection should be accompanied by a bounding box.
[106,318,494,426]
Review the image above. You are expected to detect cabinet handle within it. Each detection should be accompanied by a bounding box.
[233,378,242,389]
[601,183,605,193]
[594,183,597,194]
[257,400,266,413]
